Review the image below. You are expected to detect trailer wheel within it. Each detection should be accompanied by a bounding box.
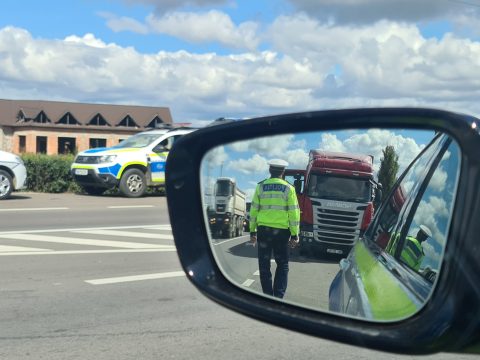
[119,168,146,198]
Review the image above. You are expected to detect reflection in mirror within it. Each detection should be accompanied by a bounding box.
[200,128,460,322]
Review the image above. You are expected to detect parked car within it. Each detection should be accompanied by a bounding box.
[165,108,480,355]
[0,150,27,200]
[71,125,195,197]
[328,131,459,321]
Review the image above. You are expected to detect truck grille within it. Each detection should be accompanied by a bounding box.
[313,205,364,246]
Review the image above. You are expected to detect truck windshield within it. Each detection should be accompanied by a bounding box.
[115,133,163,148]
[306,174,372,202]
[215,181,233,196]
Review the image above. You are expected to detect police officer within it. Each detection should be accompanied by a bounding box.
[401,225,432,271]
[249,159,300,299]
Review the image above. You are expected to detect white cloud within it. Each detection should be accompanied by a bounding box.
[98,12,149,34]
[428,166,448,193]
[146,11,260,50]
[318,129,427,174]
[226,154,269,174]
[229,134,295,157]
[3,15,480,122]
[203,145,228,167]
[102,10,260,50]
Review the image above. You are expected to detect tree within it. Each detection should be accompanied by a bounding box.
[377,145,399,197]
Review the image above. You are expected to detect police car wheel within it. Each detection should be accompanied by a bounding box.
[119,168,146,198]
[0,170,13,200]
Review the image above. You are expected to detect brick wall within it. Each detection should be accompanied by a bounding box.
[3,127,138,155]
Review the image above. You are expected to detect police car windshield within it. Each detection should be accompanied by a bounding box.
[116,133,163,148]
[307,174,371,202]
[215,181,233,196]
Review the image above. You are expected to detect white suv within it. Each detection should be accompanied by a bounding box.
[0,150,27,200]
[71,126,195,197]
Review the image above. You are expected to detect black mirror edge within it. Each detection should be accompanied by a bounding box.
[166,107,480,355]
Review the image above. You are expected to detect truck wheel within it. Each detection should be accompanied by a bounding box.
[82,186,106,196]
[119,168,146,198]
[0,170,13,200]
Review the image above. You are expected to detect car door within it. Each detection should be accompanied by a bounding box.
[149,134,183,184]
[329,133,460,321]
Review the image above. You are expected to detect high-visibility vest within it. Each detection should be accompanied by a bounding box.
[249,178,300,236]
[400,236,424,271]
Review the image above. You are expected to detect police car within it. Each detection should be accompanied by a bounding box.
[0,150,27,200]
[71,125,195,197]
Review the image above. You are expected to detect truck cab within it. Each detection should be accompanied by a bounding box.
[286,151,377,256]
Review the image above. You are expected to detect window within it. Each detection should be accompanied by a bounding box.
[147,116,164,128]
[36,136,47,154]
[306,174,371,202]
[58,137,76,154]
[369,134,459,291]
[152,135,182,153]
[117,115,138,127]
[34,111,51,124]
[17,110,26,122]
[57,112,80,125]
[398,140,460,278]
[89,138,106,149]
[88,113,109,126]
[370,134,445,250]
[18,136,26,153]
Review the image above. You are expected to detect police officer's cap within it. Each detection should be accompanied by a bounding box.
[419,225,432,238]
[268,159,288,170]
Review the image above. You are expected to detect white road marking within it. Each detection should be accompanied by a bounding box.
[0,233,172,249]
[253,270,260,276]
[0,207,69,212]
[85,271,185,285]
[242,279,255,287]
[73,229,173,240]
[107,205,154,209]
[0,224,171,235]
[146,225,172,231]
[213,235,249,246]
[0,245,51,252]
[0,248,175,256]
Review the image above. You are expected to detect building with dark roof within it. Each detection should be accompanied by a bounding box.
[0,99,173,155]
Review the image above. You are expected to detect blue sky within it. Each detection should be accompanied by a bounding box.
[2,0,480,123]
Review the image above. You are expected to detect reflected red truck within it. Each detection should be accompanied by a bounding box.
[284,151,378,257]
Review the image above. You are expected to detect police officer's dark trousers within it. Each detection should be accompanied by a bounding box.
[257,225,290,298]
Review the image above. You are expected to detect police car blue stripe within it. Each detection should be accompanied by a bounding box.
[98,163,122,177]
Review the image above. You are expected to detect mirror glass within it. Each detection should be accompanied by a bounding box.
[200,127,460,322]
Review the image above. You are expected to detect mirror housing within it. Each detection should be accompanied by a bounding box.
[166,108,480,355]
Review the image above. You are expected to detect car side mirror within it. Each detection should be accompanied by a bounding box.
[166,108,480,355]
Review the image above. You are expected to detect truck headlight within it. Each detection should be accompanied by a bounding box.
[98,155,117,163]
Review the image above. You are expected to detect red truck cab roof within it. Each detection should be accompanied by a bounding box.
[308,150,374,178]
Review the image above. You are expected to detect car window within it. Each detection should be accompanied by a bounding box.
[370,134,460,293]
[153,135,183,153]
[397,140,460,280]
[371,134,445,251]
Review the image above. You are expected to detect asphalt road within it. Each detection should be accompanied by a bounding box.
[0,192,475,359]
